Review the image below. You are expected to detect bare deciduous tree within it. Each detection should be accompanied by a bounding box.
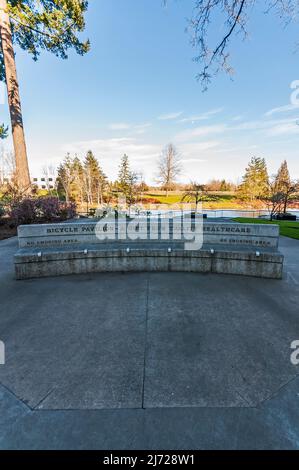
[42,164,56,194]
[188,1,299,89]
[181,181,215,210]
[0,146,14,187]
[157,144,182,197]
[262,174,299,220]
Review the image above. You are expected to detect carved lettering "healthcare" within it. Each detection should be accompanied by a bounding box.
[203,226,251,233]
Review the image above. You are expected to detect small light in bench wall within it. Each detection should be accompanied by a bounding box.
[256,251,260,257]
[126,248,130,253]
[37,252,42,258]
[84,249,88,255]
[168,248,172,253]
[210,249,215,255]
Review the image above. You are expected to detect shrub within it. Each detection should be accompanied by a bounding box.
[0,205,5,218]
[10,198,37,226]
[58,201,77,220]
[10,197,77,226]
[35,197,61,221]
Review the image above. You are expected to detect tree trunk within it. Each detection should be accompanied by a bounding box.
[283,197,288,214]
[0,0,31,190]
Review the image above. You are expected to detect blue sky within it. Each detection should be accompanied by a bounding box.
[1,0,299,183]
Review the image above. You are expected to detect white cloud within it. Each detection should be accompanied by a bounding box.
[213,144,258,154]
[233,120,268,131]
[135,122,152,130]
[157,111,183,120]
[62,137,159,158]
[181,158,207,163]
[231,115,243,121]
[176,124,227,142]
[134,122,152,134]
[173,115,299,145]
[264,104,299,117]
[60,137,222,183]
[179,141,220,154]
[266,121,299,136]
[108,122,131,130]
[179,108,223,124]
[61,137,161,180]
[232,116,299,136]
[108,122,152,134]
[177,141,219,166]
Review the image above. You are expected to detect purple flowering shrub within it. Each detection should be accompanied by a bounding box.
[10,198,37,225]
[35,197,61,221]
[10,197,77,226]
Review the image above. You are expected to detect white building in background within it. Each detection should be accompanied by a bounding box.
[32,176,57,190]
[32,164,58,190]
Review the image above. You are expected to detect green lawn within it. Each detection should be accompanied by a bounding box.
[234,217,299,240]
[145,193,182,204]
[144,192,242,207]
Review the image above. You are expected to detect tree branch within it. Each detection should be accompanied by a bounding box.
[10,14,76,42]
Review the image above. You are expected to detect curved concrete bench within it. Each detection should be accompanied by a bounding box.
[14,220,284,280]
[14,245,283,280]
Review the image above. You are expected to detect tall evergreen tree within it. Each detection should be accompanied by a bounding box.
[117,154,138,207]
[276,160,290,189]
[96,159,108,205]
[57,154,75,202]
[0,0,89,190]
[84,151,99,205]
[239,156,269,201]
[72,156,85,205]
[83,151,107,205]
[275,160,290,213]
[118,154,131,194]
[275,160,297,214]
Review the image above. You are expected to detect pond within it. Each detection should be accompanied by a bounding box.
[139,209,299,219]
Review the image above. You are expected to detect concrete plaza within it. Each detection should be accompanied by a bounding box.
[0,235,299,449]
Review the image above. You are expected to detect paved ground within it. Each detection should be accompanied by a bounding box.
[0,235,299,449]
